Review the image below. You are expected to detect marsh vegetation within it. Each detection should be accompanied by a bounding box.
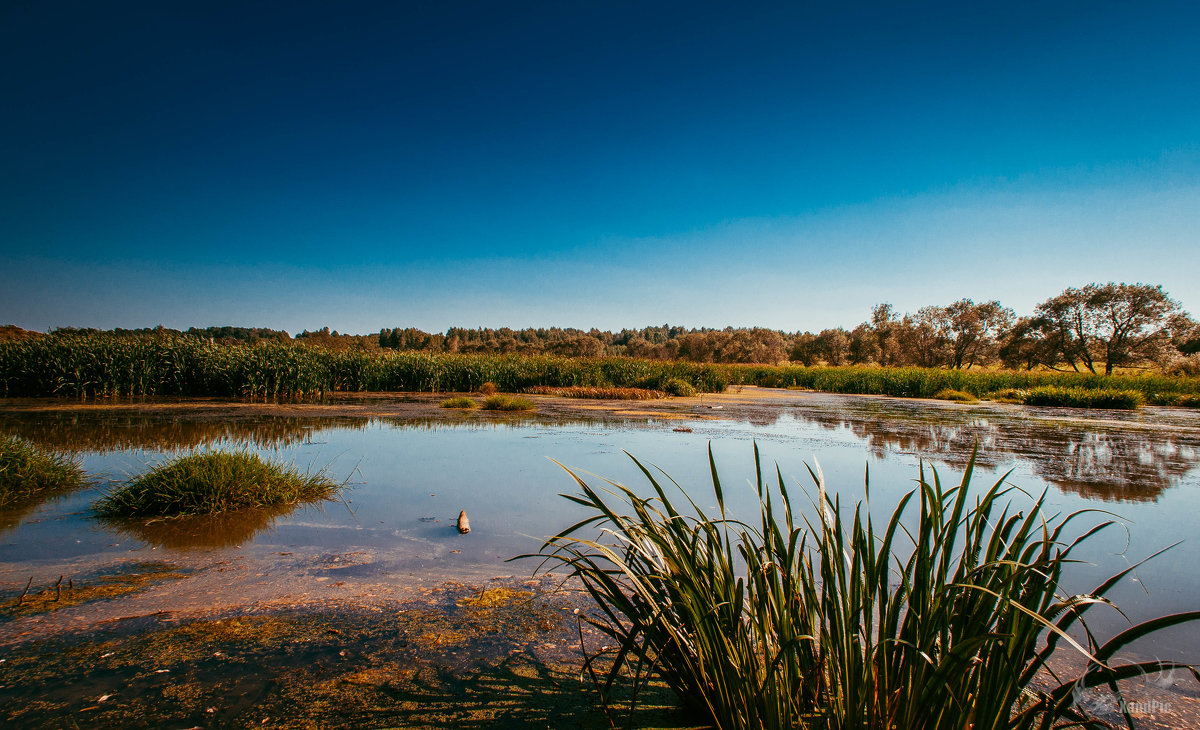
[533,448,1200,729]
[94,451,340,518]
[0,435,85,508]
[481,394,536,412]
[5,333,1199,410]
[0,334,728,398]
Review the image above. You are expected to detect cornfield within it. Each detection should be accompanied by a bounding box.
[0,334,728,398]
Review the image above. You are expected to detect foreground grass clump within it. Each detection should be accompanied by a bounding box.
[932,388,977,402]
[523,386,666,400]
[1021,385,1144,410]
[440,396,478,409]
[532,447,1199,729]
[95,452,339,518]
[0,436,86,508]
[481,394,535,411]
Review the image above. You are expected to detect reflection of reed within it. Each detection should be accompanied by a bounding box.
[0,414,369,453]
[0,412,625,454]
[790,401,1200,502]
[101,504,297,549]
[1,493,71,532]
[0,473,89,533]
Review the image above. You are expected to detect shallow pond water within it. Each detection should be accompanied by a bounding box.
[2,390,1199,664]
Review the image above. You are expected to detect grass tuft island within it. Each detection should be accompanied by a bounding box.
[0,435,86,508]
[95,451,341,518]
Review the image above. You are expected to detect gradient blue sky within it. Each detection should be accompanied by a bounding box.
[3,1,1198,334]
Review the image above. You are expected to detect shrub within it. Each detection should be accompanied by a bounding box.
[0,436,86,507]
[933,388,977,402]
[530,447,1200,729]
[988,387,1027,403]
[1172,393,1200,408]
[95,452,340,518]
[662,378,697,397]
[481,394,535,411]
[440,396,477,409]
[477,381,499,396]
[1022,385,1144,410]
[757,373,784,388]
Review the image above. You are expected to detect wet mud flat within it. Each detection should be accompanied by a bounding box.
[0,572,692,729]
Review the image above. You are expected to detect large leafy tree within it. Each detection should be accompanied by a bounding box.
[1034,283,1183,375]
[943,299,1014,369]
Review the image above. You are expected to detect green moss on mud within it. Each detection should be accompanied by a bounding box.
[0,580,693,729]
[2,561,189,619]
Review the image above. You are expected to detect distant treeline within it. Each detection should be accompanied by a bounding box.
[7,282,1199,375]
[377,283,1200,376]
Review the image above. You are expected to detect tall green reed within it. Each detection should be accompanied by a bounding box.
[529,447,1199,729]
[0,334,726,398]
[730,365,1200,405]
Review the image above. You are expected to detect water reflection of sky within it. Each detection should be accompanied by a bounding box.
[2,397,1198,658]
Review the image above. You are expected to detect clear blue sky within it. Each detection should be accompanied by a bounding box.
[2,1,1198,334]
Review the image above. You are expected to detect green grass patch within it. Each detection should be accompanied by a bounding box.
[95,452,341,518]
[530,447,1200,729]
[662,378,697,397]
[932,388,977,402]
[1021,385,1144,409]
[481,394,535,411]
[725,363,1200,406]
[440,396,478,409]
[0,435,86,508]
[987,387,1027,403]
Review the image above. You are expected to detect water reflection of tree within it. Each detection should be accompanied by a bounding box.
[789,401,1200,503]
[100,505,299,549]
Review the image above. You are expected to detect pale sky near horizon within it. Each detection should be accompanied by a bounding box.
[3,1,1198,335]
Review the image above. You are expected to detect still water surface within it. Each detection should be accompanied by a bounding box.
[2,392,1198,658]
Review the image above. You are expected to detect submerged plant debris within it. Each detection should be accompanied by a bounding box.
[2,561,190,620]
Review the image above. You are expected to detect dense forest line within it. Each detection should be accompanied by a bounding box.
[5,282,1198,375]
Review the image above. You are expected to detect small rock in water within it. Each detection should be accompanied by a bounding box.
[457,510,471,534]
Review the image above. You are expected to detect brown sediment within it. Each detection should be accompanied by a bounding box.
[2,561,190,619]
[0,576,695,729]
